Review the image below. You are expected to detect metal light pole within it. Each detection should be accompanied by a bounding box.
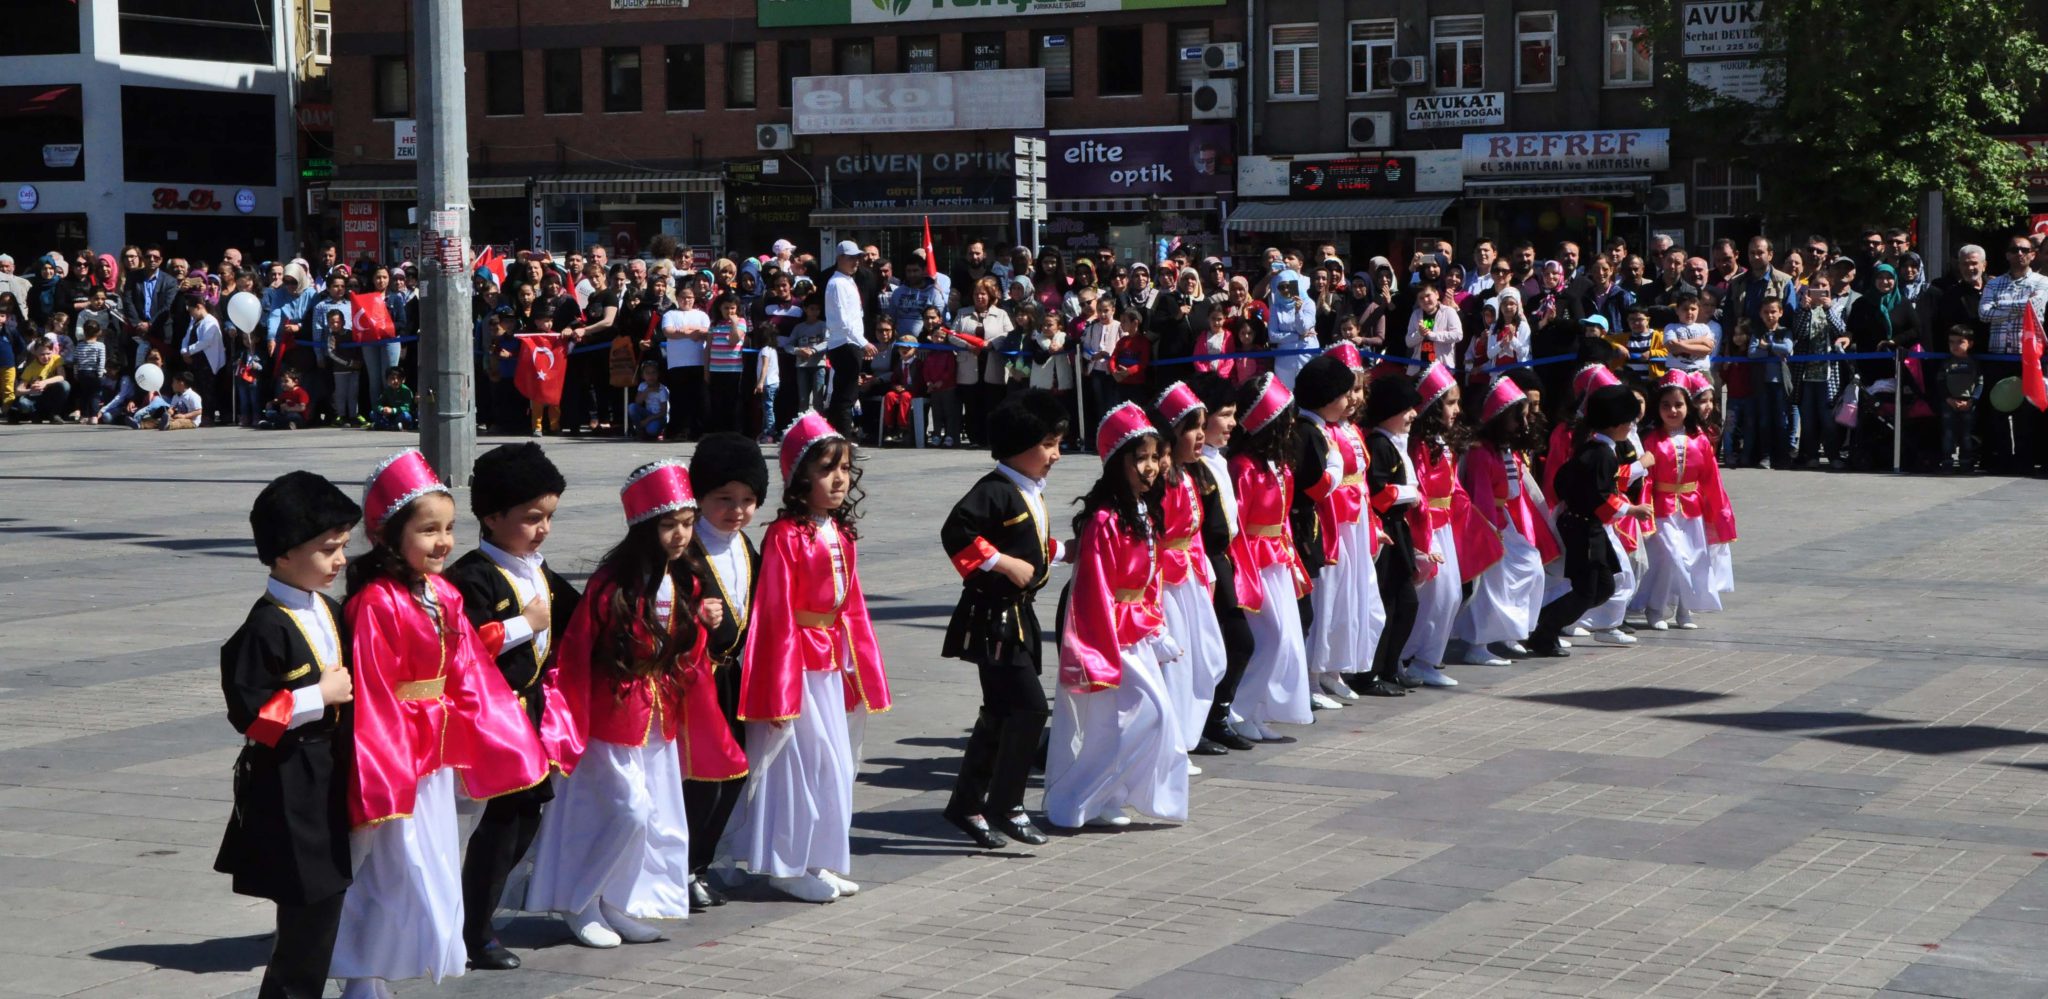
[414,0,475,487]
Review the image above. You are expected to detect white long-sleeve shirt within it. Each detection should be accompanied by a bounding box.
[480,540,549,655]
[1405,304,1463,357]
[264,577,339,730]
[182,313,225,370]
[825,270,868,351]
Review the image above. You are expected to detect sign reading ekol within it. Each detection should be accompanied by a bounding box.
[793,69,1045,135]
[762,0,1223,27]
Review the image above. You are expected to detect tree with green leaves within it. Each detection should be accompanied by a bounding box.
[1614,0,2048,234]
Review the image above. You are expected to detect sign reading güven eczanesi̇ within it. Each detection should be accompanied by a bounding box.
[760,0,1223,27]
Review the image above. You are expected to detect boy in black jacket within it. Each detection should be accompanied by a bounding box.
[1360,374,1427,698]
[444,442,578,971]
[1528,385,1651,655]
[940,389,1071,849]
[218,471,360,999]
[1190,373,1257,751]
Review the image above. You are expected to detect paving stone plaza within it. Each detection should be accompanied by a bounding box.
[1,428,2044,999]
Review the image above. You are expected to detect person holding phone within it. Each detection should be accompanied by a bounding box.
[1266,270,1317,389]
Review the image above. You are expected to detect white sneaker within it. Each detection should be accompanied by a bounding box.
[1648,619,1671,631]
[599,899,666,942]
[1564,625,1591,638]
[1505,642,1531,655]
[565,902,622,948]
[1594,628,1638,646]
[1186,760,1204,776]
[1462,646,1513,667]
[1318,673,1362,700]
[1310,691,1345,711]
[1557,638,1573,649]
[1087,807,1132,827]
[1677,621,1700,630]
[770,873,840,903]
[812,868,860,897]
[1414,664,1459,688]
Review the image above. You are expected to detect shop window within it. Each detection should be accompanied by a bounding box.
[967,32,1005,71]
[0,84,86,181]
[1517,12,1556,91]
[727,44,757,109]
[1035,32,1073,97]
[666,44,705,111]
[1605,17,1653,88]
[373,56,410,118]
[1432,15,1483,92]
[544,49,583,114]
[835,38,874,76]
[1347,19,1393,96]
[310,10,332,65]
[1099,27,1144,96]
[1269,23,1318,100]
[485,51,524,116]
[1,1,81,56]
[122,86,274,185]
[904,36,940,73]
[121,0,274,64]
[605,47,643,113]
[778,41,811,108]
[1171,26,1210,92]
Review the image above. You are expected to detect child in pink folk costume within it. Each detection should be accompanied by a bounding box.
[1294,347,1378,704]
[1225,374,1315,738]
[1046,402,1189,829]
[333,450,550,999]
[731,411,892,903]
[1401,361,1502,686]
[1151,382,1229,765]
[1455,375,1562,664]
[1638,372,1738,630]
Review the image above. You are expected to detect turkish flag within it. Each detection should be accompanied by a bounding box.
[2024,298,2047,412]
[351,293,395,344]
[474,245,506,287]
[515,334,566,406]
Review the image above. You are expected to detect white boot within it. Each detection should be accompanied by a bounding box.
[1414,663,1458,687]
[1564,625,1591,638]
[1309,690,1345,710]
[599,898,666,942]
[812,868,861,897]
[1462,644,1512,667]
[565,900,622,948]
[1087,806,1132,827]
[1595,628,1638,646]
[1186,760,1204,776]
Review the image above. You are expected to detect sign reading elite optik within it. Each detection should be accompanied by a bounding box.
[760,0,1223,27]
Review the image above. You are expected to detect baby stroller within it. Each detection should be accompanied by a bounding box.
[1850,358,1936,472]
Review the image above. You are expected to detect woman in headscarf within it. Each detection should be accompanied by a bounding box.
[1351,257,1397,351]
[1523,260,1571,331]
[1845,262,1920,383]
[93,253,122,295]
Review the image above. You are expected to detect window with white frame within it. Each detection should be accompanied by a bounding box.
[1605,16,1653,87]
[1348,20,1394,96]
[1516,11,1555,91]
[310,9,331,65]
[1691,159,1761,217]
[1432,15,1483,92]
[1269,23,1319,100]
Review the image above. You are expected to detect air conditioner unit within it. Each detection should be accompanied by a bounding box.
[1201,42,1242,73]
[1388,56,1427,87]
[1191,78,1237,119]
[1647,183,1686,214]
[1348,112,1393,149]
[756,124,794,152]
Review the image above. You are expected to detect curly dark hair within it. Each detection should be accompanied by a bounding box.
[344,496,435,598]
[591,514,704,687]
[1414,389,1472,460]
[776,438,864,540]
[1651,383,1702,437]
[1072,433,1163,541]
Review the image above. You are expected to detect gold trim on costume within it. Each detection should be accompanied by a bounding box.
[396,676,447,700]
[796,609,840,630]
[283,664,312,681]
[1245,522,1286,537]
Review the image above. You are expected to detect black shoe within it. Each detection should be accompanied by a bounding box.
[688,876,713,913]
[944,810,1010,850]
[993,811,1049,846]
[1363,679,1408,697]
[1489,641,1530,661]
[1189,737,1230,756]
[1618,623,1639,635]
[1395,670,1425,689]
[1206,724,1256,751]
[1524,643,1570,658]
[467,940,521,971]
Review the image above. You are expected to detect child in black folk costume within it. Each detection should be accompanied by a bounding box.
[940,389,1071,850]
[682,432,767,908]
[443,443,580,971]
[218,471,361,999]
[1357,373,1430,698]
[1189,373,1257,752]
[1527,384,1652,655]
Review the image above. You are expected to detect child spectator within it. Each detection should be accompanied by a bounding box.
[259,368,311,430]
[755,328,782,443]
[706,294,749,434]
[71,320,108,421]
[45,311,74,362]
[879,332,921,447]
[97,347,160,425]
[7,334,70,423]
[1108,308,1151,405]
[784,297,830,415]
[323,308,364,427]
[1080,296,1120,412]
[181,298,225,423]
[918,304,959,447]
[1940,325,1983,473]
[1722,321,1755,465]
[1744,299,1793,468]
[370,367,415,431]
[129,369,201,430]
[1662,293,1714,374]
[627,360,670,441]
[524,312,571,437]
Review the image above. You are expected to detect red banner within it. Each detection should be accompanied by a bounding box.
[515,335,566,406]
[341,201,382,260]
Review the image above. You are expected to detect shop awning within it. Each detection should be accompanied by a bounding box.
[326,177,526,200]
[1226,197,1454,233]
[535,171,721,195]
[1048,196,1220,214]
[1463,176,1654,199]
[811,207,1013,229]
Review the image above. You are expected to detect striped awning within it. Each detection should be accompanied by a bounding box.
[1226,197,1454,233]
[812,207,1013,228]
[1048,196,1221,214]
[535,171,721,195]
[325,177,526,200]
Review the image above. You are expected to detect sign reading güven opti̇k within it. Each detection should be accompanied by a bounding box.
[760,0,1223,27]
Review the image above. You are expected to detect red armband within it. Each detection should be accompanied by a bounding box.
[246,689,295,748]
[478,620,507,657]
[1370,483,1400,514]
[1596,493,1628,525]
[950,537,999,578]
[1304,471,1334,502]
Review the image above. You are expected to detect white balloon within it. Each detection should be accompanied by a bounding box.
[227,291,263,333]
[134,363,164,393]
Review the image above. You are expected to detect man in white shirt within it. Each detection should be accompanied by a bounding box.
[1979,235,2048,472]
[824,240,876,434]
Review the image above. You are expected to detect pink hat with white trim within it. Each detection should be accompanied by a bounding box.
[1480,375,1528,425]
[1095,401,1160,459]
[1660,369,1691,392]
[1687,371,1713,396]
[779,409,847,482]
[1326,341,1364,373]
[363,449,450,535]
[620,460,696,526]
[1572,362,1622,400]
[1416,360,1457,410]
[1153,381,1204,429]
[1241,372,1294,434]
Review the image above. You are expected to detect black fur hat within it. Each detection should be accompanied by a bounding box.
[1505,366,1542,394]
[690,431,770,502]
[470,443,566,520]
[1364,371,1423,426]
[251,470,361,564]
[1292,354,1354,413]
[1585,383,1642,430]
[989,389,1071,460]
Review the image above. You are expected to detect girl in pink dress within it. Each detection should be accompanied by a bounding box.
[1639,374,1739,629]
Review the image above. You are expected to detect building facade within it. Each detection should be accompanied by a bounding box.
[324,0,1245,268]
[0,0,303,264]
